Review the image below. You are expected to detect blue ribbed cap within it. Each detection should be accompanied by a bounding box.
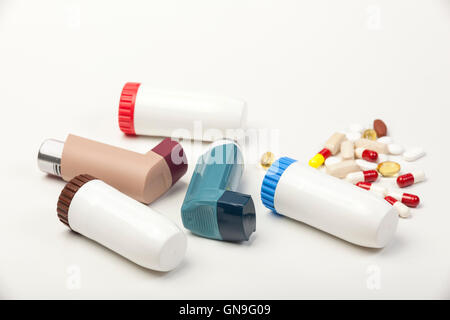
[260,157,297,214]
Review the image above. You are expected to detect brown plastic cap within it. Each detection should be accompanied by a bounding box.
[57,174,96,228]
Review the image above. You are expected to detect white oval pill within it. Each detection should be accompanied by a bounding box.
[377,136,393,144]
[388,143,404,155]
[403,147,425,161]
[348,123,364,133]
[325,156,342,167]
[345,132,361,142]
[356,159,378,171]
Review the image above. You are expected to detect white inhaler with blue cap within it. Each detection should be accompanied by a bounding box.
[261,157,398,248]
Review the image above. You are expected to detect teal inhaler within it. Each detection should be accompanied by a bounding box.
[181,140,256,241]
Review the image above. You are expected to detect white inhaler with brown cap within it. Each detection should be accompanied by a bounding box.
[118,82,247,141]
[58,175,187,272]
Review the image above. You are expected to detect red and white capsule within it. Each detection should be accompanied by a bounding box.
[396,170,425,188]
[356,182,388,197]
[355,147,378,162]
[345,170,379,184]
[308,148,331,168]
[319,148,331,159]
[388,191,420,208]
[385,196,410,218]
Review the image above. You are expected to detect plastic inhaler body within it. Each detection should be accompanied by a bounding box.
[38,134,187,204]
[181,140,256,241]
[57,175,187,272]
[119,82,247,141]
[261,157,398,248]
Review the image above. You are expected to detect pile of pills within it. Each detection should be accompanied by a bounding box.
[308,119,426,218]
[259,118,426,219]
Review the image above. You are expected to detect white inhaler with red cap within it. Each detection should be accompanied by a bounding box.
[118,82,247,141]
[58,175,187,272]
[261,157,398,248]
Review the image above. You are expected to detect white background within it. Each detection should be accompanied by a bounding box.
[0,0,449,299]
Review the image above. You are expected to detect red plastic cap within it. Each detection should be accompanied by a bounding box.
[118,82,141,135]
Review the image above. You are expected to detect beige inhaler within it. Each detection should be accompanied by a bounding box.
[38,134,187,204]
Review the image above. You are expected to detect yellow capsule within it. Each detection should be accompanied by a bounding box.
[260,152,275,170]
[309,153,325,168]
[377,161,401,177]
[363,129,378,140]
